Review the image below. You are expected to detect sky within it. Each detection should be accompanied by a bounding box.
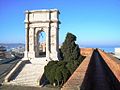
[0,0,120,48]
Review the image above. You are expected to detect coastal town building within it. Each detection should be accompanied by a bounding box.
[115,48,120,59]
[0,45,6,59]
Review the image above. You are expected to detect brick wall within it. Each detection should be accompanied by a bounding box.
[80,48,94,56]
[98,49,120,82]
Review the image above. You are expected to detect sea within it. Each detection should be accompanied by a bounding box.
[80,45,116,53]
[100,47,114,53]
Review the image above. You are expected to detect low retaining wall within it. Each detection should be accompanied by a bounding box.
[61,49,94,90]
[98,49,120,82]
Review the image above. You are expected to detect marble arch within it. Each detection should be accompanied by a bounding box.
[23,9,60,61]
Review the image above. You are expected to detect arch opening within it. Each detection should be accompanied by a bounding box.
[36,31,46,57]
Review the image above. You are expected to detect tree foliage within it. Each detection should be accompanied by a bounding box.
[44,61,69,86]
[61,32,82,61]
[44,61,58,85]
[44,32,84,86]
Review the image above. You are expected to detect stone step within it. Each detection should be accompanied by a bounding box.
[14,74,41,80]
[14,77,40,81]
[15,73,42,78]
[12,79,38,83]
[9,62,46,86]
[10,81,38,86]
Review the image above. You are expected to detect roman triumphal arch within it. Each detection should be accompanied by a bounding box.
[4,9,60,86]
[24,9,60,61]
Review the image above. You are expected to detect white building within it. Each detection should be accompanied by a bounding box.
[115,48,120,59]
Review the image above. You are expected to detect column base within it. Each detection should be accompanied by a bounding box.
[50,51,59,61]
[28,51,36,60]
[22,51,36,60]
[22,51,29,60]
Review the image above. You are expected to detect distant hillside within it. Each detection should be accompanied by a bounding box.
[0,43,25,51]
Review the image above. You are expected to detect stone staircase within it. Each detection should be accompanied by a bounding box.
[9,63,46,86]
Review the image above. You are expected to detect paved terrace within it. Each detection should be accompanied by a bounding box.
[61,49,120,90]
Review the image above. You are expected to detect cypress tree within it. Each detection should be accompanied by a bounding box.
[61,32,82,61]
